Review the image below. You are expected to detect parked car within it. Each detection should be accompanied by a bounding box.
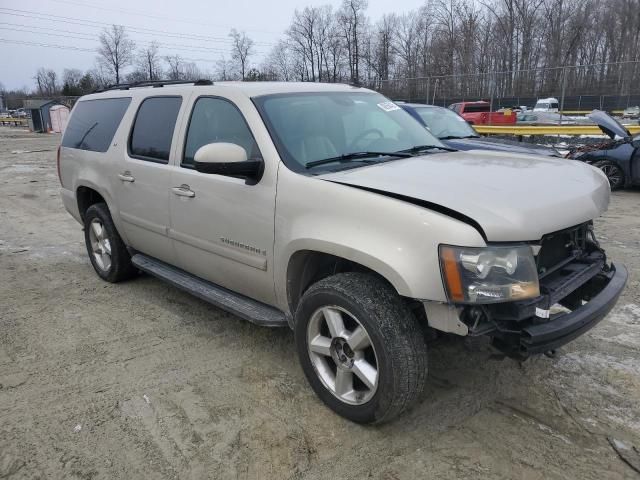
[400,103,560,156]
[58,81,626,423]
[448,101,517,125]
[567,110,640,190]
[533,97,559,112]
[622,106,640,119]
[11,108,27,118]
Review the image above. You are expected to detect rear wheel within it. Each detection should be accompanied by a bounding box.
[84,203,137,282]
[593,160,625,190]
[294,272,428,424]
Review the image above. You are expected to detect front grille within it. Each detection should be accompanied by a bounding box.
[536,223,589,278]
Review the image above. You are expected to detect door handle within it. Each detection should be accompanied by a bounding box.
[172,185,195,198]
[118,171,135,182]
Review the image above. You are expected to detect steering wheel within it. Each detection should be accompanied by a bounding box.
[348,128,384,150]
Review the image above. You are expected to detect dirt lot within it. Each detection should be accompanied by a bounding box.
[1,126,639,480]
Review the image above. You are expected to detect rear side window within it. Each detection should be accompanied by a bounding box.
[129,96,182,163]
[62,98,131,152]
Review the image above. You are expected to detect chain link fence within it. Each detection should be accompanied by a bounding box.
[380,61,640,112]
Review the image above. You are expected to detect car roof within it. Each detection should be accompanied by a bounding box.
[79,81,370,102]
[400,103,443,109]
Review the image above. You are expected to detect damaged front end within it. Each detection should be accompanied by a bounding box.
[455,223,627,358]
[566,109,633,159]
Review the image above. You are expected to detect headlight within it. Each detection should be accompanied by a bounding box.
[439,245,540,303]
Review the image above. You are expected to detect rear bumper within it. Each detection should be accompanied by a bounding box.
[519,263,627,354]
[61,187,82,224]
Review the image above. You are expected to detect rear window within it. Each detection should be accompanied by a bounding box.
[461,104,490,113]
[62,98,131,152]
[129,96,182,163]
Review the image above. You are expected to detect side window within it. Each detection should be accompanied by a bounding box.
[62,98,131,152]
[129,96,182,163]
[183,97,259,168]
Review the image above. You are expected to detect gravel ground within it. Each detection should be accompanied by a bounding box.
[1,127,639,480]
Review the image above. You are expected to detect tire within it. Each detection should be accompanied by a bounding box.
[294,272,428,424]
[83,203,137,283]
[593,160,625,190]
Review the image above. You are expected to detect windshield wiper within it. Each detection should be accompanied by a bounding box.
[305,151,412,169]
[397,144,458,154]
[439,135,480,140]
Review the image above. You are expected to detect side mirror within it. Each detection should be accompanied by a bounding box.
[193,142,263,182]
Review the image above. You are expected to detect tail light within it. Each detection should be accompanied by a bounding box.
[56,145,62,185]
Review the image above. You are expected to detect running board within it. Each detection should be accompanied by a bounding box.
[131,254,288,327]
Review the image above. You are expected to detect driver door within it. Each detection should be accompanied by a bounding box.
[168,95,277,305]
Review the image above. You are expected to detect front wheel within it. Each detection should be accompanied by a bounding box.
[294,273,428,424]
[593,160,625,190]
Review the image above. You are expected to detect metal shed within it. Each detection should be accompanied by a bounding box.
[49,104,70,133]
[24,99,69,133]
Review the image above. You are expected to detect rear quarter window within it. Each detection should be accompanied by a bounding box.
[62,98,131,152]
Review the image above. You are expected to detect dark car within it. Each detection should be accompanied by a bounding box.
[567,110,640,190]
[400,103,561,157]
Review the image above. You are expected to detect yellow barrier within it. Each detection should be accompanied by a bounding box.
[475,124,640,136]
[558,110,625,115]
[0,117,28,126]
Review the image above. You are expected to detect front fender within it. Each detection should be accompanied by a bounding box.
[273,166,486,313]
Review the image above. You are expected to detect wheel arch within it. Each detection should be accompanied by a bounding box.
[74,182,129,243]
[285,247,410,316]
[590,157,627,189]
[76,185,106,222]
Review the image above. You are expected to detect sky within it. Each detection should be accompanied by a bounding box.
[0,0,426,90]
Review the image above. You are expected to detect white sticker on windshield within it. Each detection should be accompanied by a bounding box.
[377,101,400,112]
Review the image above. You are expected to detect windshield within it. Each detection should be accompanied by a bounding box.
[253,91,445,172]
[414,107,478,139]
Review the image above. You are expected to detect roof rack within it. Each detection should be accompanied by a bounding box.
[93,79,213,93]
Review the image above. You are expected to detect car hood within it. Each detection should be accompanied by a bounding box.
[443,137,560,157]
[320,151,610,241]
[589,110,631,139]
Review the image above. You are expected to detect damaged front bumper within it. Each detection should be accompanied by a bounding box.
[482,261,627,357]
[519,263,627,354]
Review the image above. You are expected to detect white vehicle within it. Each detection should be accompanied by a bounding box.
[533,97,559,112]
[622,106,640,119]
[58,80,626,423]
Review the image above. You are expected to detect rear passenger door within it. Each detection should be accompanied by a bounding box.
[115,95,185,263]
[168,95,277,305]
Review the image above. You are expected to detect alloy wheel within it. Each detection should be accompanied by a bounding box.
[88,218,112,272]
[600,163,622,187]
[306,306,379,405]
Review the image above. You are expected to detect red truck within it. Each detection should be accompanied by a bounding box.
[448,101,517,125]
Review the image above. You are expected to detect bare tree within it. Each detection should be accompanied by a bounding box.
[97,25,136,84]
[165,54,185,80]
[34,68,59,96]
[215,56,235,80]
[229,29,254,80]
[89,64,112,90]
[339,0,368,83]
[61,68,84,95]
[182,62,204,80]
[136,42,162,81]
[262,0,640,101]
